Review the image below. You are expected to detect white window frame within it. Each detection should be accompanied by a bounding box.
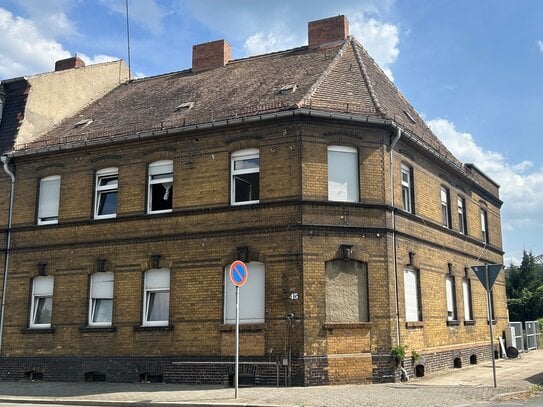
[224,261,265,324]
[327,145,359,202]
[94,168,118,220]
[89,272,114,327]
[147,160,173,214]
[30,276,54,328]
[404,268,421,322]
[37,175,61,225]
[480,208,489,243]
[142,268,170,327]
[463,278,473,321]
[441,186,451,228]
[231,149,260,206]
[445,275,457,321]
[401,164,413,213]
[457,196,467,234]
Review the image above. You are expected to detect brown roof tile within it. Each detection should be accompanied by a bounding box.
[17,37,462,172]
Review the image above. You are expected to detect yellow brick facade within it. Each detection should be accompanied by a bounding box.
[0,119,506,385]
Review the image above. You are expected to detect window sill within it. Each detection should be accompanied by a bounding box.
[323,322,372,331]
[134,325,174,332]
[219,323,264,332]
[21,327,55,334]
[464,320,476,326]
[405,321,423,329]
[446,320,460,326]
[231,201,260,206]
[80,326,116,333]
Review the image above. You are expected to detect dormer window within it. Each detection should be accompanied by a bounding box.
[278,84,297,94]
[74,118,93,128]
[176,102,194,111]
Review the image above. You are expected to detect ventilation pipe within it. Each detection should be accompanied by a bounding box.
[0,155,15,355]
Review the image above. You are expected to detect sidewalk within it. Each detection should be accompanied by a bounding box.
[0,350,540,407]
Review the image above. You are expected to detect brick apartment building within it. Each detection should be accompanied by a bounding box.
[0,16,506,385]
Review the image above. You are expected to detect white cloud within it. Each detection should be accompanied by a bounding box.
[0,7,121,78]
[427,118,543,228]
[0,8,70,78]
[538,40,543,53]
[244,30,300,56]
[77,53,119,66]
[13,0,78,38]
[100,0,169,35]
[350,14,399,81]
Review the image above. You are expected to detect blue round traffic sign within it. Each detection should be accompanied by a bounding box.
[230,260,248,287]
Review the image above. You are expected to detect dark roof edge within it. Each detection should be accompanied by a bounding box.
[464,163,501,188]
[4,108,499,202]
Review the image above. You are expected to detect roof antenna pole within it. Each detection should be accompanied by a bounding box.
[125,0,132,79]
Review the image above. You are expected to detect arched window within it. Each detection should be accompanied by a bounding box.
[231,149,260,205]
[148,160,173,214]
[143,269,170,326]
[37,175,61,225]
[224,262,265,324]
[30,276,54,328]
[89,272,114,326]
[94,168,118,219]
[327,146,359,202]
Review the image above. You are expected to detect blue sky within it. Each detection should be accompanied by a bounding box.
[1,0,542,265]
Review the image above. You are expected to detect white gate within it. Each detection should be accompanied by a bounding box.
[525,321,537,350]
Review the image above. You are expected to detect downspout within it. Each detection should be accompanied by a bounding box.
[0,155,15,355]
[389,127,402,347]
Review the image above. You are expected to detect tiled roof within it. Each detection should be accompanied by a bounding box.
[16,37,461,168]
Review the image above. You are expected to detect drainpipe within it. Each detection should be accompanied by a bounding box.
[0,155,15,355]
[389,126,402,347]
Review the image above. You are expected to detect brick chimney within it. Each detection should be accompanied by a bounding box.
[55,56,86,71]
[192,40,231,72]
[308,15,349,48]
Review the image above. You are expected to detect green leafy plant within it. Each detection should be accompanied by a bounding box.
[391,344,407,364]
[411,349,420,362]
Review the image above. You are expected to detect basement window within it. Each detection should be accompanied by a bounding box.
[278,84,297,94]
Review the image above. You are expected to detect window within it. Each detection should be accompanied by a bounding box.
[224,261,265,324]
[143,269,170,326]
[440,186,451,228]
[463,278,473,321]
[325,259,369,322]
[404,268,421,322]
[480,208,489,243]
[37,175,61,225]
[231,149,260,205]
[148,161,173,214]
[89,272,114,326]
[445,275,457,321]
[401,164,414,213]
[327,146,359,202]
[30,276,54,328]
[94,168,118,219]
[457,196,467,234]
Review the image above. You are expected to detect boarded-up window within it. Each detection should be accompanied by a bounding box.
[325,259,368,322]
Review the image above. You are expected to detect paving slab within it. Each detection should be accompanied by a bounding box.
[0,350,540,407]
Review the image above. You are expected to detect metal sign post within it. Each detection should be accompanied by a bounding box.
[472,263,502,389]
[229,260,248,400]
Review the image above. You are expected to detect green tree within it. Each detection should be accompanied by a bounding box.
[506,251,543,321]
